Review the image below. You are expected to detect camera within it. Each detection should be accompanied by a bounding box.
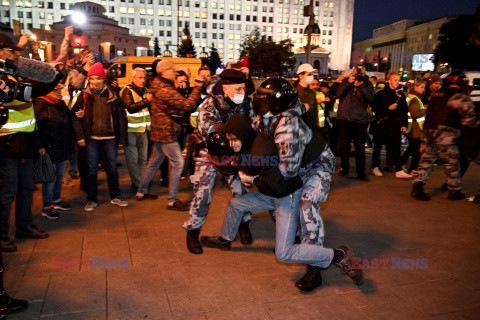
[0,81,32,103]
[355,66,365,82]
[73,27,83,36]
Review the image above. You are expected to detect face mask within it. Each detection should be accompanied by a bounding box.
[305,76,314,85]
[226,87,245,105]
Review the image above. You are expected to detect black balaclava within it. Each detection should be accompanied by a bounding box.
[224,115,256,154]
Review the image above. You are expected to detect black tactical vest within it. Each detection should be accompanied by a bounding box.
[423,88,461,129]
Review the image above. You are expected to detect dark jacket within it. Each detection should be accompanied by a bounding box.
[294,82,318,127]
[372,85,409,131]
[225,115,303,198]
[149,77,202,143]
[335,76,375,124]
[120,84,150,114]
[71,84,128,145]
[34,96,71,163]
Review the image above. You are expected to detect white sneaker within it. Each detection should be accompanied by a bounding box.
[372,167,383,177]
[110,198,128,207]
[84,200,98,212]
[395,170,412,179]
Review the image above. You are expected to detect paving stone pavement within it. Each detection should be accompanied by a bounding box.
[3,152,480,320]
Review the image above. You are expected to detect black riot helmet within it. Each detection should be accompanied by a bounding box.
[443,70,469,92]
[256,77,298,115]
[206,124,238,175]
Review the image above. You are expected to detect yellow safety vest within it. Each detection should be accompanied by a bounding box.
[318,105,325,127]
[0,77,36,136]
[405,94,425,133]
[332,99,339,118]
[62,79,88,110]
[120,86,151,133]
[190,106,200,128]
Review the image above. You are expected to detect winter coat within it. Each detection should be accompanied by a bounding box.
[34,97,72,163]
[372,85,409,132]
[71,84,128,145]
[148,77,201,143]
[335,76,375,124]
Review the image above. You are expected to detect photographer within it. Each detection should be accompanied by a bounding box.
[0,35,62,253]
[335,65,375,180]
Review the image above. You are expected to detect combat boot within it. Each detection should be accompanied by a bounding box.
[200,236,232,250]
[447,190,465,200]
[238,221,253,245]
[0,292,28,317]
[410,182,431,201]
[186,229,203,254]
[295,265,322,291]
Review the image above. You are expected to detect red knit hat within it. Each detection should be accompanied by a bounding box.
[87,62,106,79]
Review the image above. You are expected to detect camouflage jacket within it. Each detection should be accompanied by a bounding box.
[149,77,202,143]
[196,81,255,142]
[424,92,480,145]
[252,99,313,179]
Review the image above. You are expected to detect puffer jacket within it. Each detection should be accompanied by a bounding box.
[149,77,201,143]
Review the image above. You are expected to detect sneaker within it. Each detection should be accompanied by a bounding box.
[395,170,412,179]
[1,238,17,253]
[167,199,190,211]
[41,206,60,219]
[110,198,128,207]
[84,200,98,212]
[135,193,158,201]
[334,245,364,286]
[200,236,232,251]
[53,199,72,211]
[372,167,383,177]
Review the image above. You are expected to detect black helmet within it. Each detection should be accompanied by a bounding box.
[444,70,468,91]
[206,124,238,175]
[256,77,298,115]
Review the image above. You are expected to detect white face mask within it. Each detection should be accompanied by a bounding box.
[226,87,245,105]
[305,75,314,85]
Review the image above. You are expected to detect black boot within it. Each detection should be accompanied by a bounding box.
[186,229,203,254]
[447,190,465,200]
[238,221,253,245]
[411,182,431,201]
[0,293,28,316]
[295,265,322,291]
[200,236,232,250]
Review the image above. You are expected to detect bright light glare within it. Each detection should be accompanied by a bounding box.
[72,12,86,25]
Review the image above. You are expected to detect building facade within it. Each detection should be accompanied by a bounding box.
[1,0,354,71]
[353,18,452,73]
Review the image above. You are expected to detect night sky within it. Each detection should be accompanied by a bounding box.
[353,0,479,43]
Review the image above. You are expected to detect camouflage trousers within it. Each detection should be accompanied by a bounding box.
[183,149,250,230]
[297,146,336,245]
[414,133,461,191]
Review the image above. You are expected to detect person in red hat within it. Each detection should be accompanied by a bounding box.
[71,63,128,212]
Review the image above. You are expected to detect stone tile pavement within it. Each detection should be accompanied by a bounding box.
[4,154,480,319]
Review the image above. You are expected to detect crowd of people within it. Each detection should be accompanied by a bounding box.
[0,25,479,317]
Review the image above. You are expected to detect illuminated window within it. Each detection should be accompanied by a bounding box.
[195,12,200,18]
[194,42,200,47]
[329,2,334,7]
[276,36,281,42]
[158,9,164,15]
[202,12,207,18]
[178,10,182,16]
[246,5,250,11]
[235,54,240,59]
[277,27,282,32]
[219,43,224,49]
[278,18,282,23]
[324,2,328,7]
[267,27,272,32]
[212,2,217,8]
[229,4,234,9]
[184,11,190,17]
[228,54,233,59]
[166,10,172,16]
[284,18,289,23]
[284,8,289,14]
[147,9,154,15]
[228,34,234,39]
[219,53,224,59]
[235,34,240,40]
[201,42,206,47]
[236,4,241,10]
[128,7,134,13]
[140,29,146,35]
[235,44,240,49]
[219,3,224,9]
[120,7,127,13]
[140,8,146,14]
[228,44,234,49]
[148,29,153,36]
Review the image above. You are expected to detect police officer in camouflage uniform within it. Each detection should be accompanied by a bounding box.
[250,77,339,290]
[183,69,255,254]
[411,71,480,201]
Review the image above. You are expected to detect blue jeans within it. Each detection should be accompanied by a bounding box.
[85,139,120,201]
[0,157,34,240]
[222,190,333,268]
[124,131,149,187]
[42,161,66,208]
[138,142,184,203]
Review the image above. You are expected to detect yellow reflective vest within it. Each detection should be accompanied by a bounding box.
[405,94,425,133]
[120,86,151,133]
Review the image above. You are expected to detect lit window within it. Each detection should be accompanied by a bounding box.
[178,10,182,16]
[219,53,224,58]
[267,27,272,32]
[128,7,134,13]
[235,44,239,49]
[147,9,153,15]
[236,4,241,10]
[276,36,281,41]
[235,54,240,59]
[324,11,328,17]
[219,43,224,49]
[329,21,333,27]
[148,29,153,36]
[284,8,289,14]
[158,9,164,15]
[140,8,146,14]
[228,44,234,49]
[294,9,298,14]
[277,27,282,32]
[278,18,282,23]
[324,2,328,7]
[211,2,216,8]
[140,29,146,35]
[201,2,206,8]
[228,54,233,59]
[201,42,206,47]
[329,2,334,7]
[323,21,327,26]
[235,34,240,40]
[229,4,234,9]
[228,34,234,39]
[219,3,224,9]
[120,7,127,13]
[166,10,172,16]
[159,40,164,45]
[184,11,190,17]
[246,5,250,11]
[284,27,288,32]
[202,12,207,18]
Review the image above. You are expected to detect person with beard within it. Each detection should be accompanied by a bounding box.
[136,60,204,207]
[183,69,255,254]
[400,79,427,174]
[371,72,411,179]
[201,115,364,292]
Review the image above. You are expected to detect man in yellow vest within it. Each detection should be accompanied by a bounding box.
[120,68,155,196]
[400,79,426,173]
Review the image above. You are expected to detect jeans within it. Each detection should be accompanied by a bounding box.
[337,120,367,175]
[138,141,184,203]
[372,125,402,172]
[68,137,79,175]
[222,190,333,268]
[85,139,120,201]
[124,131,149,187]
[42,161,66,208]
[0,157,34,240]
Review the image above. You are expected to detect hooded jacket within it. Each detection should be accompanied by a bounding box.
[335,76,375,124]
[225,115,303,198]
